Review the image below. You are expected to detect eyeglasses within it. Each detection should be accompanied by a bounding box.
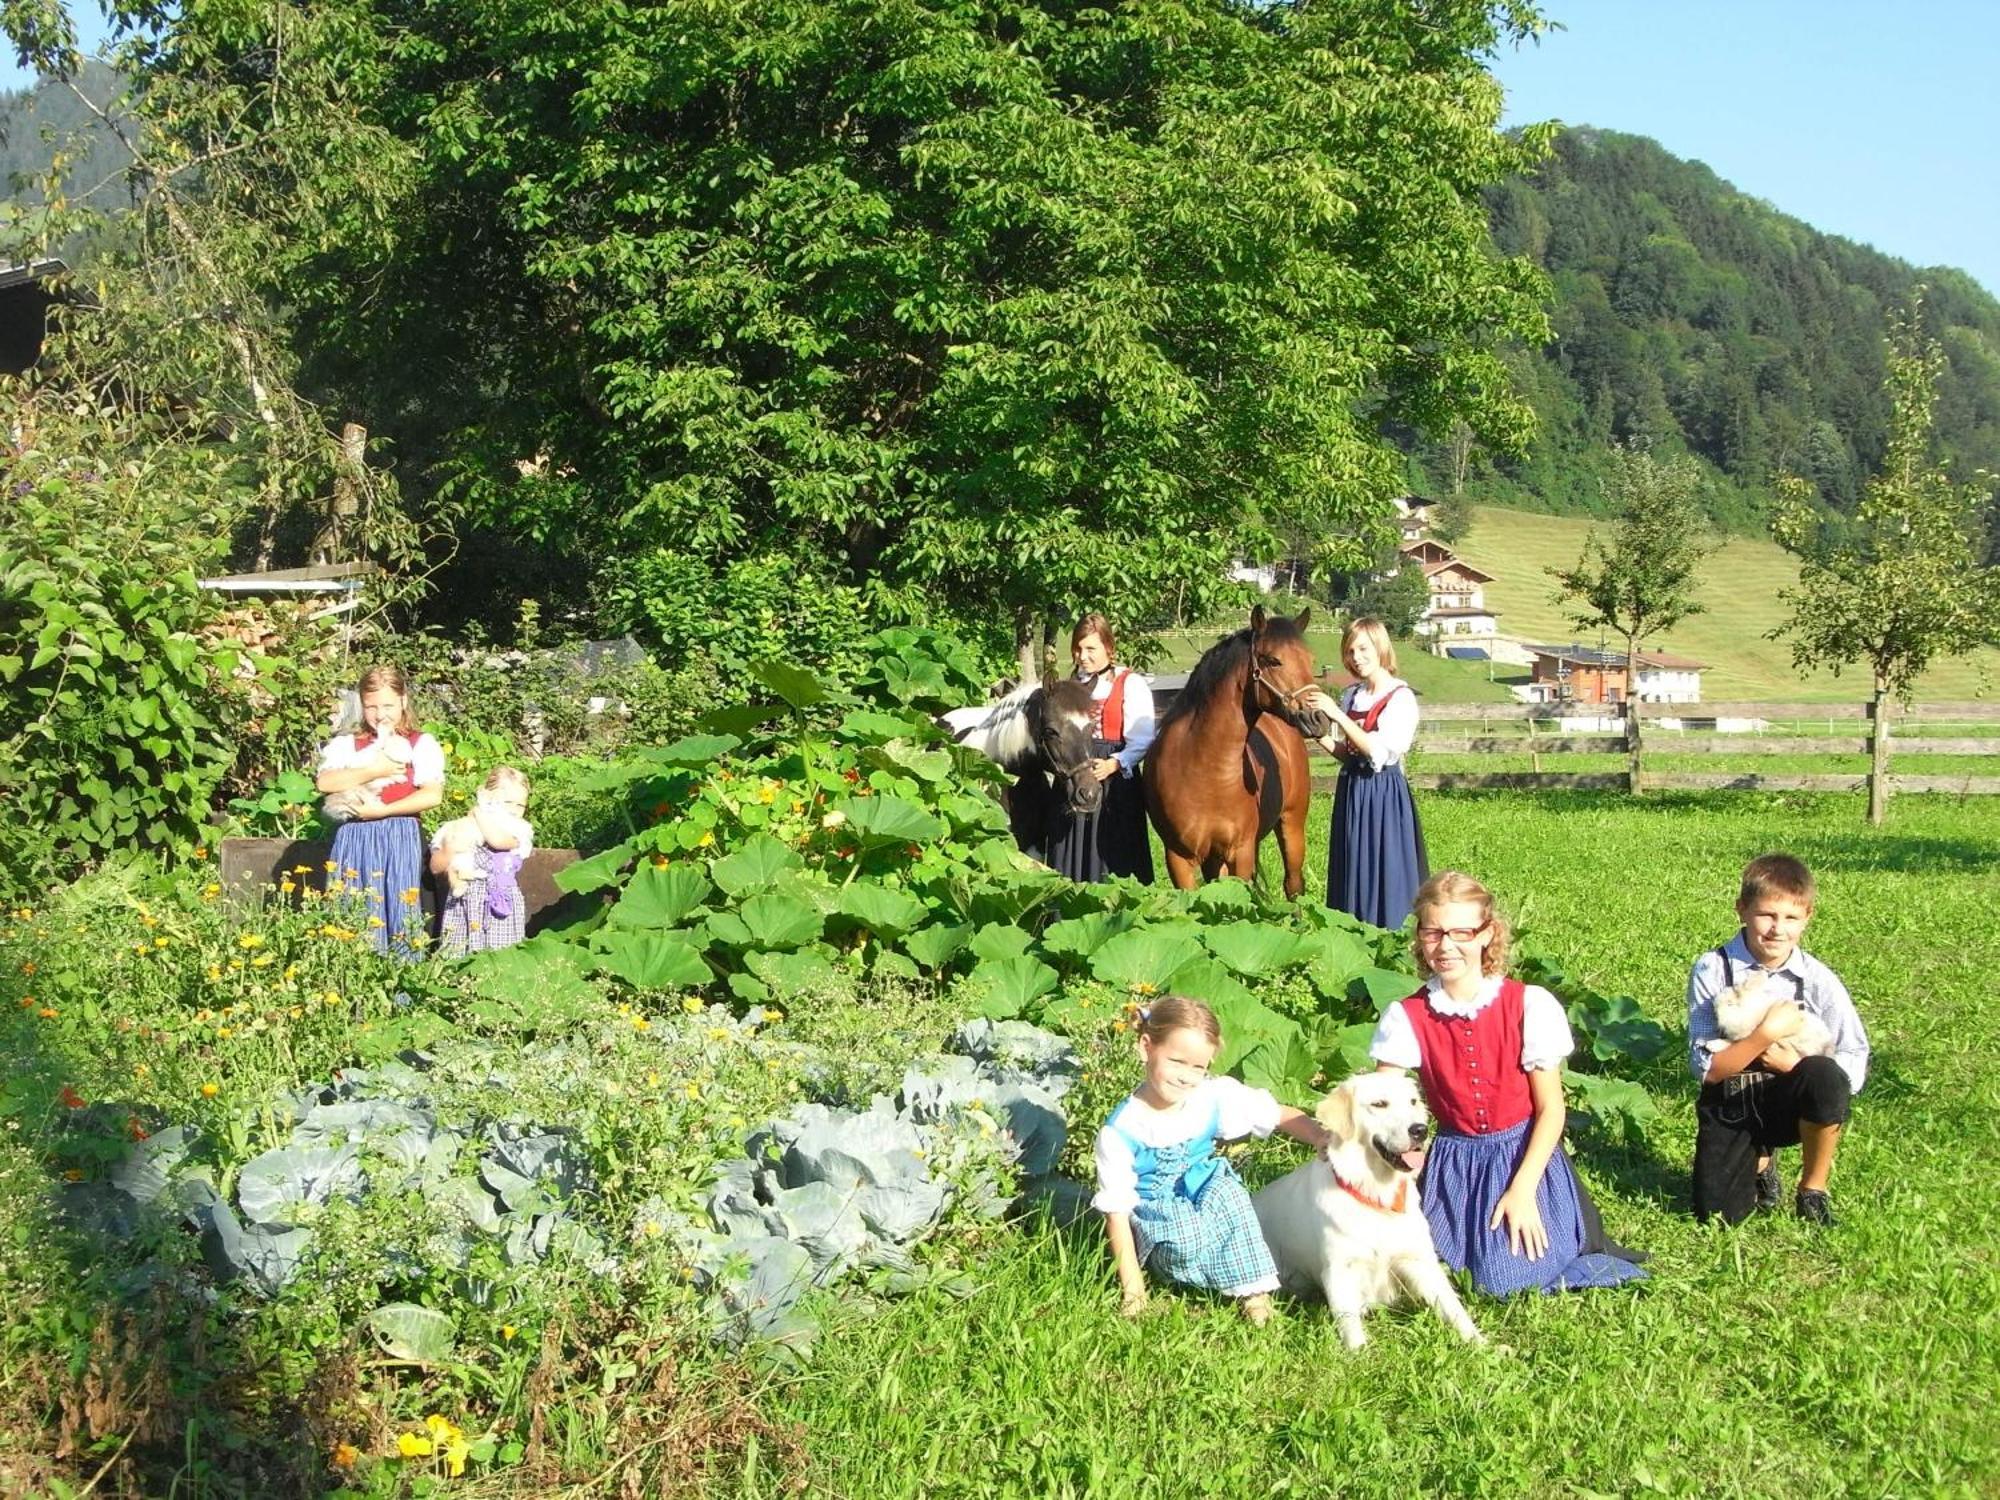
[1416,924,1487,946]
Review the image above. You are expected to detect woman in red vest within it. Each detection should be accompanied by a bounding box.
[1046,613,1155,883]
[1302,616,1427,929]
[1369,871,1647,1296]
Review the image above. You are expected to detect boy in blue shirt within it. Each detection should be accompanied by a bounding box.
[1686,853,1869,1226]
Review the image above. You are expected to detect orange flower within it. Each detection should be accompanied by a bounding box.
[57,1084,86,1109]
[20,961,35,976]
[199,1082,219,1098]
[332,1442,359,1470]
[37,1007,56,1020]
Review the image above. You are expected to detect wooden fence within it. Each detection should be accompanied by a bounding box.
[1285,699,2000,816]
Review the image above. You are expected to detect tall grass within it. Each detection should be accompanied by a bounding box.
[743,791,2000,1498]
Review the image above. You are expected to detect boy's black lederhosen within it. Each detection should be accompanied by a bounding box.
[1692,948,1853,1225]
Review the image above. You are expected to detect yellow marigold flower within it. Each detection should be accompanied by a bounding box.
[331,1442,359,1470]
[16,997,31,1009]
[400,887,420,905]
[200,1082,219,1098]
[681,995,702,1013]
[37,1007,56,1019]
[632,1016,649,1031]
[501,1324,517,1340]
[237,934,264,950]
[195,1008,213,1022]
[20,960,35,975]
[279,879,296,895]
[64,1167,84,1182]
[396,1432,432,1458]
[154,936,171,949]
[367,916,386,929]
[193,846,208,861]
[249,955,273,968]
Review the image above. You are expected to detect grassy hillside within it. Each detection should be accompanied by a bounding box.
[1459,505,2000,703]
[1148,622,1517,704]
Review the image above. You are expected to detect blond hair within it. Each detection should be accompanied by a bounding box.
[1342,616,1397,676]
[1411,870,1511,978]
[482,765,531,798]
[1135,994,1220,1048]
[355,664,418,736]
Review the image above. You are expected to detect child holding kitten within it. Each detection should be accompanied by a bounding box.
[430,766,533,955]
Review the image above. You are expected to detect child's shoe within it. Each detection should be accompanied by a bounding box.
[1754,1159,1782,1213]
[1794,1188,1835,1226]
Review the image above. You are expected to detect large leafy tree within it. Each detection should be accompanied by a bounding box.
[121,0,1548,666]
[1772,303,2000,823]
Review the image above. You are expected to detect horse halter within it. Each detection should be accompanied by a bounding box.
[1251,663,1321,724]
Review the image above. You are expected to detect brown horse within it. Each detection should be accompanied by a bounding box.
[1143,607,1332,898]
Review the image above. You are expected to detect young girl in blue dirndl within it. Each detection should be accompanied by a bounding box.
[315,665,444,957]
[1372,871,1647,1297]
[1305,617,1427,932]
[1095,997,1330,1324]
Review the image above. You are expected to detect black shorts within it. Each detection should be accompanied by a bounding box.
[1691,1055,1852,1226]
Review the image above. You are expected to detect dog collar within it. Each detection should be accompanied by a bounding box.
[1330,1169,1408,1215]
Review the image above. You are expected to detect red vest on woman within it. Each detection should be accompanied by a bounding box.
[1094,667,1131,745]
[1398,976,1533,1136]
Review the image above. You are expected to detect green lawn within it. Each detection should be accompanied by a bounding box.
[1461,506,2000,703]
[743,791,2000,1499]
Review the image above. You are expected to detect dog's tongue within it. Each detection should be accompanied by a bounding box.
[1398,1148,1427,1173]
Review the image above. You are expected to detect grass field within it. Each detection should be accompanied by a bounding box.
[741,791,2000,1499]
[1459,506,2000,703]
[1149,622,1517,704]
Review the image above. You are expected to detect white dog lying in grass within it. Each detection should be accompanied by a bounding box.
[1252,1072,1484,1350]
[1704,972,1835,1060]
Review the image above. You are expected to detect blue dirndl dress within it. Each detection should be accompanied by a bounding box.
[1326,685,1427,931]
[329,813,426,957]
[1421,1118,1649,1297]
[1105,1095,1278,1297]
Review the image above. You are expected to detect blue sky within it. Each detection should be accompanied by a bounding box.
[1492,0,2000,296]
[11,2,1999,296]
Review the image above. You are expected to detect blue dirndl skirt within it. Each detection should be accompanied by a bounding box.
[1421,1118,1648,1297]
[1327,758,1428,931]
[1132,1159,1279,1297]
[329,814,425,957]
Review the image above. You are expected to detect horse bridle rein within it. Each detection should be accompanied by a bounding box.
[1251,664,1322,726]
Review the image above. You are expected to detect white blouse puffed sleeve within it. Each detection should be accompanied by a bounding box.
[1209,1075,1282,1141]
[1346,681,1419,771]
[1092,1125,1141,1216]
[1369,1002,1423,1071]
[1116,672,1156,775]
[316,733,364,773]
[1520,984,1575,1073]
[408,733,446,787]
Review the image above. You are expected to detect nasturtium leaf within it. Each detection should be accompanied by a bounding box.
[1350,967,1420,1013]
[737,892,824,950]
[366,1303,456,1363]
[749,659,828,709]
[834,794,946,847]
[1090,928,1206,991]
[963,956,1060,1019]
[609,862,712,928]
[902,922,973,970]
[833,884,928,940]
[710,833,803,896]
[1199,922,1310,976]
[592,933,710,990]
[554,839,638,894]
[968,923,1034,961]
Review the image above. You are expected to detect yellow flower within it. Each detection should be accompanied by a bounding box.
[324,990,341,1007]
[707,1027,730,1042]
[767,1008,785,1023]
[133,1063,150,1078]
[288,1006,302,1018]
[193,846,208,861]
[367,916,386,929]
[154,936,171,949]
[644,1220,662,1238]
[140,913,158,928]
[279,879,296,895]
[632,1016,649,1031]
[646,1071,661,1087]
[695,830,715,848]
[37,1007,56,1019]
[249,955,273,968]
[684,1082,701,1101]
[283,963,298,980]
[756,784,776,805]
[201,883,220,900]
[424,1414,463,1443]
[217,1026,233,1039]
[229,959,243,971]
[444,1434,469,1478]
[237,934,264,950]
[396,1432,433,1459]
[291,864,312,875]
[681,996,702,1014]
[324,859,339,872]
[400,887,420,905]
[200,1082,219,1098]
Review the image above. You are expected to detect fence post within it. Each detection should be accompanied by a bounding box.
[1626,700,1642,796]
[1867,691,1890,825]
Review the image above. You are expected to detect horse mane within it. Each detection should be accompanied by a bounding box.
[943,680,1042,770]
[1159,614,1311,730]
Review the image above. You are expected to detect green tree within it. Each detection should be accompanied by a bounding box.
[92,0,1554,671]
[1547,443,1714,705]
[1771,304,2000,823]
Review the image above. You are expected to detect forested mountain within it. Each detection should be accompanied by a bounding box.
[1416,127,2000,533]
[0,62,133,224]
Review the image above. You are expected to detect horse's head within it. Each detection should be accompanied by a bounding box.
[1248,605,1331,738]
[1037,679,1107,815]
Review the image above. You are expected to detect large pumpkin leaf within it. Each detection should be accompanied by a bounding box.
[1164,957,1260,1016]
[737,892,824,950]
[746,947,840,997]
[643,732,742,767]
[1235,1027,1321,1103]
[554,839,639,895]
[1199,923,1310,977]
[710,833,803,897]
[868,741,955,783]
[1090,928,1206,991]
[1350,967,1420,1013]
[698,703,787,736]
[833,884,929,941]
[834,794,946,847]
[749,659,829,709]
[1563,1068,1660,1144]
[464,934,601,1010]
[1185,879,1257,916]
[1039,910,1139,963]
[366,1303,456,1363]
[902,922,973,971]
[1325,1021,1381,1079]
[610,862,713,929]
[592,932,711,990]
[840,708,936,744]
[964,956,1060,1019]
[1302,927,1375,995]
[968,923,1035,962]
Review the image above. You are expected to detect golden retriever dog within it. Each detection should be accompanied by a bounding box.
[1251,1072,1484,1349]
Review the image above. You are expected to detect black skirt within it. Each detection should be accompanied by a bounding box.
[1047,738,1154,885]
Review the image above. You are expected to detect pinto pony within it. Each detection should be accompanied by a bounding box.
[1143,607,1330,898]
[943,678,1105,859]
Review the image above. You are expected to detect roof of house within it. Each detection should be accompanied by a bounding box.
[1527,643,1708,671]
[1422,557,1495,583]
[1425,606,1501,618]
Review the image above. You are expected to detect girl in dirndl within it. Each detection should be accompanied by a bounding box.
[1372,871,1647,1297]
[314,665,444,956]
[1303,616,1427,930]
[1095,996,1331,1324]
[1045,612,1155,884]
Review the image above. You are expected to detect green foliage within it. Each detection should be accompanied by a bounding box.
[1547,442,1715,697]
[1771,302,2000,701]
[0,462,238,881]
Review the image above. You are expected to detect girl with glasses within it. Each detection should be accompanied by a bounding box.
[1369,871,1648,1296]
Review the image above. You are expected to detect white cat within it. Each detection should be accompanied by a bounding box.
[1706,972,1835,1059]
